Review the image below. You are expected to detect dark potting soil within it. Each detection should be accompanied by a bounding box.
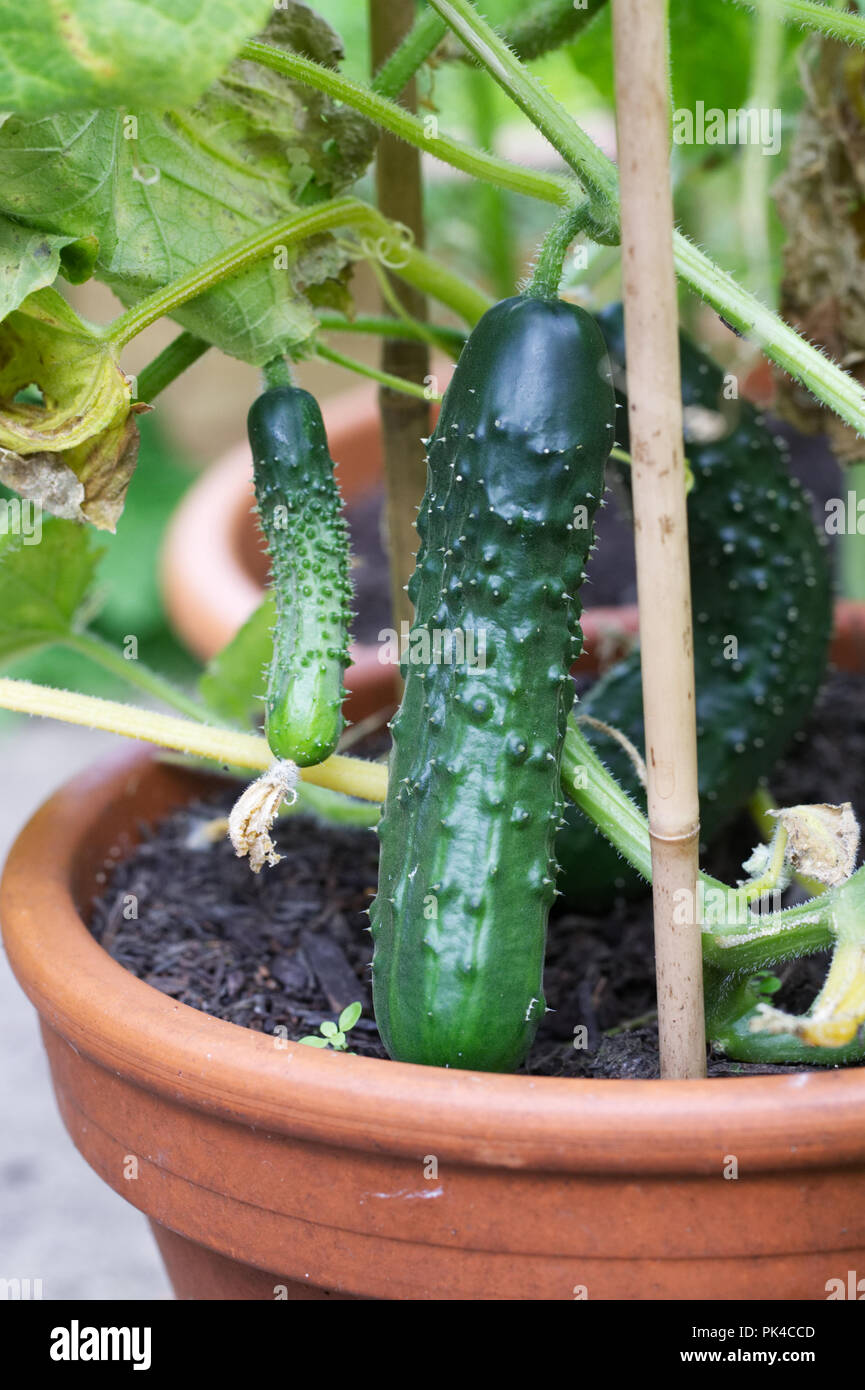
[89,669,865,1080]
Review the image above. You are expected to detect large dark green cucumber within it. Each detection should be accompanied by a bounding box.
[248,386,352,767]
[370,295,615,1071]
[555,306,833,910]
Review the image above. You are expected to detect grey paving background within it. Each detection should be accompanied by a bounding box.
[0,722,171,1300]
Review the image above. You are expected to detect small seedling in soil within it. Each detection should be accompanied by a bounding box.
[299,1002,363,1052]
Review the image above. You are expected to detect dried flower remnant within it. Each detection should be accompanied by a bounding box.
[768,801,860,888]
[228,761,299,873]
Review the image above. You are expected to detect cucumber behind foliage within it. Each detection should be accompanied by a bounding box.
[555,306,833,910]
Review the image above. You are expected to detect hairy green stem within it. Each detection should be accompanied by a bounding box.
[262,355,293,390]
[841,461,865,600]
[240,39,573,209]
[526,200,593,298]
[370,0,610,99]
[672,234,865,436]
[561,716,653,882]
[428,0,619,229]
[728,0,865,47]
[106,198,490,347]
[135,331,210,403]
[64,635,380,829]
[561,718,836,969]
[0,678,388,801]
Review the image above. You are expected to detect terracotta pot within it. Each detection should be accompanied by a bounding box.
[3,621,865,1301]
[160,382,641,692]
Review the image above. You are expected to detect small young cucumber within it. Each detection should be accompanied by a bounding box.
[370,295,615,1071]
[555,306,833,910]
[247,386,353,767]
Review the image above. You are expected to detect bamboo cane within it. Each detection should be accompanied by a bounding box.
[611,0,706,1078]
[368,0,432,638]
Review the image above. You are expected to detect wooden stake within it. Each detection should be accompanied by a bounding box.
[611,0,706,1078]
[369,0,432,637]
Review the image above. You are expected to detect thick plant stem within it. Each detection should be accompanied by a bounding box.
[369,0,432,638]
[562,718,836,967]
[562,719,653,883]
[428,0,619,226]
[612,0,705,1079]
[0,678,388,803]
[526,201,593,298]
[841,461,865,600]
[135,331,210,403]
[370,0,610,97]
[262,355,292,390]
[106,198,489,347]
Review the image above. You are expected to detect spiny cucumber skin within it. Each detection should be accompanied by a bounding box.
[555,306,833,909]
[248,387,353,768]
[370,296,615,1072]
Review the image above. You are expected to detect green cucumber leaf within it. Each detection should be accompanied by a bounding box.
[199,594,274,726]
[0,217,98,320]
[0,514,101,663]
[0,0,273,118]
[0,288,142,530]
[571,1,801,119]
[0,6,377,365]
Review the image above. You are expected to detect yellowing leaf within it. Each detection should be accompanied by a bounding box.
[0,287,140,530]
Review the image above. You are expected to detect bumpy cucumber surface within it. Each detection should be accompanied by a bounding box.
[556,306,833,909]
[370,295,615,1071]
[248,386,352,767]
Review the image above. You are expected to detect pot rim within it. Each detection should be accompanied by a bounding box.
[3,747,865,1177]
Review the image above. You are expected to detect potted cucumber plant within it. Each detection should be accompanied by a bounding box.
[2,0,865,1301]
